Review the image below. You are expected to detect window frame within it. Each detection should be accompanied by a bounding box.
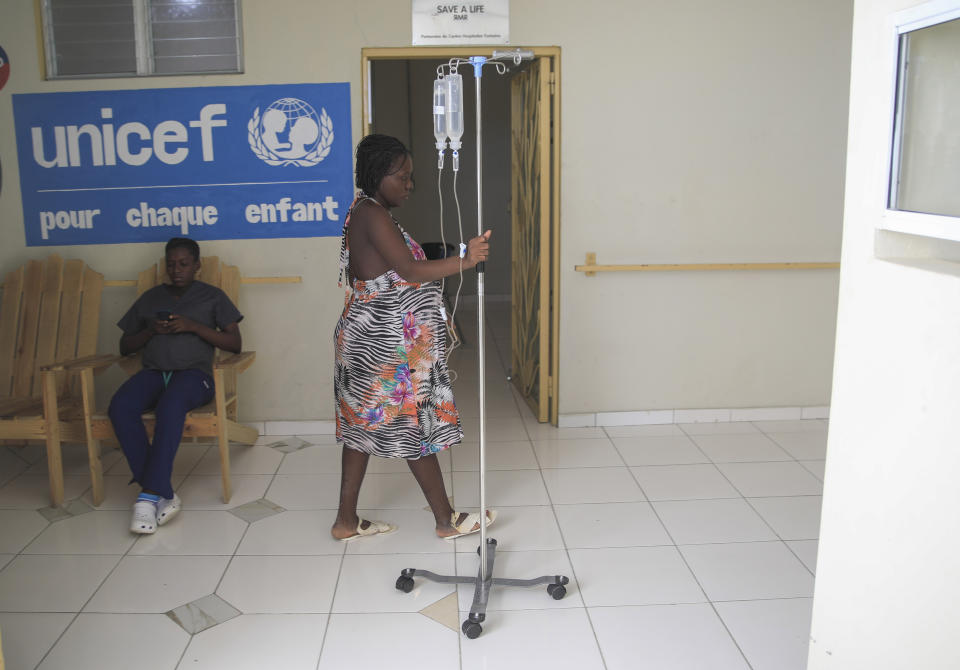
[881,0,960,241]
[39,0,244,79]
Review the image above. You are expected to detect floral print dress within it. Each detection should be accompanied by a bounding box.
[334,195,463,458]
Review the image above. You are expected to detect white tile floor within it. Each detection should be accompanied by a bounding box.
[0,304,823,669]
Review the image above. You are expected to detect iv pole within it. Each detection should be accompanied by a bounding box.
[396,49,569,640]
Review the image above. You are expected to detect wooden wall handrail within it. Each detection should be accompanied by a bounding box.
[575,253,840,276]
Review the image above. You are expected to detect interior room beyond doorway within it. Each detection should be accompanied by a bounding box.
[368,58,513,301]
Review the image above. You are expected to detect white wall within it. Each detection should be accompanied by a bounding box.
[546,0,852,413]
[0,0,852,422]
[808,1,960,668]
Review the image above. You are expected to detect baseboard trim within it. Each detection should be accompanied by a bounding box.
[243,420,337,437]
[559,406,830,428]
[247,406,830,434]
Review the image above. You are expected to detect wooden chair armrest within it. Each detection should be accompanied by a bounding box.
[0,396,46,417]
[41,353,126,372]
[215,351,256,373]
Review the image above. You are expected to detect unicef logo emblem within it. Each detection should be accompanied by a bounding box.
[248,97,333,166]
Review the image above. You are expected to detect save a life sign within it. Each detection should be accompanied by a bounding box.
[412,0,509,45]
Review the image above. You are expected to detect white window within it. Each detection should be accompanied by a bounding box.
[883,0,960,241]
[41,0,242,78]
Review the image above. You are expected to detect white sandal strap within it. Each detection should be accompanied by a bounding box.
[451,510,495,533]
[356,519,395,536]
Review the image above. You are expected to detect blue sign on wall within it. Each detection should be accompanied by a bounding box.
[12,83,352,246]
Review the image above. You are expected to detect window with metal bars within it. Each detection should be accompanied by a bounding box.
[41,0,242,78]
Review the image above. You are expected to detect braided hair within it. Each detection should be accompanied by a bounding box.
[355,134,410,197]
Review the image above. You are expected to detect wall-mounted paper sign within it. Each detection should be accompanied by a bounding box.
[412,0,509,45]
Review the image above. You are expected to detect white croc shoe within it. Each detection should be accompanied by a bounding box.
[130,499,157,534]
[156,494,181,526]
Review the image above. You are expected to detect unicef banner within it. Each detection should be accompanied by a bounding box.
[12,83,352,246]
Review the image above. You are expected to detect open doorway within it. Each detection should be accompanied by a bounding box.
[361,47,560,424]
[366,58,512,298]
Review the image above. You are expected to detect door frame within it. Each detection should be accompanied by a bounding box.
[360,47,561,424]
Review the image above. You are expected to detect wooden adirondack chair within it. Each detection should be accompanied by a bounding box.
[57,256,259,505]
[0,255,105,507]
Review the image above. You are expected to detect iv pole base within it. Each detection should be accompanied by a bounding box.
[396,538,570,639]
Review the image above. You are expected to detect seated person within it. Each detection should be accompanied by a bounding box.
[109,237,243,534]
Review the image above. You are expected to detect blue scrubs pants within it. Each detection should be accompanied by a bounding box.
[108,368,214,499]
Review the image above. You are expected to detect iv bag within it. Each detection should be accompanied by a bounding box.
[433,78,447,150]
[445,73,464,150]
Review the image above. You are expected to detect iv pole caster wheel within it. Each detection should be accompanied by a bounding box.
[462,619,483,639]
[395,575,414,593]
[476,537,497,555]
[547,583,567,600]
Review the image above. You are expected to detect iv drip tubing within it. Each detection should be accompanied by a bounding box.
[438,165,465,380]
[450,170,465,358]
[438,168,446,299]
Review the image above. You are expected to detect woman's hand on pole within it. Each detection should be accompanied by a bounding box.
[464,230,492,268]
